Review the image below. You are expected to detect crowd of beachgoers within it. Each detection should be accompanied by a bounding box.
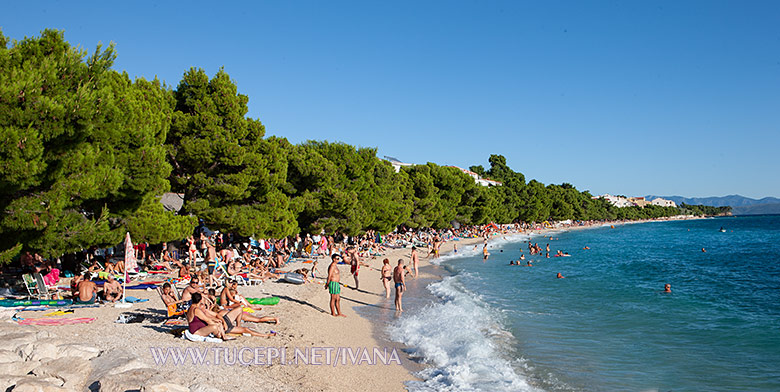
[10,217,692,305]
[0,216,702,390]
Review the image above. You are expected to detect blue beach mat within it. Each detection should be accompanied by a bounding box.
[123,296,149,303]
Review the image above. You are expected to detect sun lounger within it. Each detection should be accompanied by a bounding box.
[155,286,186,318]
[218,265,261,286]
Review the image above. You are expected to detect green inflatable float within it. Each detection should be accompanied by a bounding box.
[246,297,280,305]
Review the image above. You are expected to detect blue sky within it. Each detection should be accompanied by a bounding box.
[4,1,779,198]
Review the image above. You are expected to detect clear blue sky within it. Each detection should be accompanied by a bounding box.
[4,1,779,199]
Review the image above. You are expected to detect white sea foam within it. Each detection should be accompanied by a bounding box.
[388,274,542,392]
[432,234,531,266]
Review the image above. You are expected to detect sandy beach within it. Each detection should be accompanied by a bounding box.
[1,235,484,392]
[1,217,704,391]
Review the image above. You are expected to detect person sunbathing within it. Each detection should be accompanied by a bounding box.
[70,273,83,297]
[186,293,232,341]
[178,264,191,279]
[247,260,279,281]
[293,268,311,283]
[114,259,125,274]
[219,281,240,308]
[227,259,242,276]
[87,259,103,273]
[205,286,277,333]
[160,283,185,307]
[205,288,221,312]
[146,256,174,273]
[180,277,203,303]
[218,282,279,324]
[104,261,117,275]
[103,275,123,302]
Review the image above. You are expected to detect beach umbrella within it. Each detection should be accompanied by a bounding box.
[116,232,136,308]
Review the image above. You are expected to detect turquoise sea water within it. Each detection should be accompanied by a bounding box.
[388,216,780,391]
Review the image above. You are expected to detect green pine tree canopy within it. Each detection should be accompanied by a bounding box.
[0,30,730,264]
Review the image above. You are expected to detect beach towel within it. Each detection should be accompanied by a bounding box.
[163,318,188,326]
[43,268,60,286]
[126,283,158,290]
[21,306,50,312]
[123,296,149,303]
[183,330,222,343]
[0,299,72,307]
[44,309,75,316]
[17,317,96,326]
[69,304,101,309]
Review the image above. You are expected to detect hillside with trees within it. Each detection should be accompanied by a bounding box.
[0,30,722,263]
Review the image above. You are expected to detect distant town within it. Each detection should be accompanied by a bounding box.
[592,195,677,208]
[385,156,678,208]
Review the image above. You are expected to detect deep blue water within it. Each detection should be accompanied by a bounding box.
[389,216,780,391]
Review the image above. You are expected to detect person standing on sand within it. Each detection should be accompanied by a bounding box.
[347,246,367,289]
[326,254,346,317]
[205,236,218,287]
[380,258,392,298]
[432,236,442,259]
[410,246,420,278]
[393,259,407,312]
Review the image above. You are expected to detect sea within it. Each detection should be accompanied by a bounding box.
[369,215,780,392]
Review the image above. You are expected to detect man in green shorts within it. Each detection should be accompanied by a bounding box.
[326,254,346,317]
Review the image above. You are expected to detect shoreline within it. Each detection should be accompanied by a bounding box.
[359,215,709,390]
[0,215,709,391]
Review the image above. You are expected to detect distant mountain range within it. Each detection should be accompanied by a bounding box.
[644,195,780,215]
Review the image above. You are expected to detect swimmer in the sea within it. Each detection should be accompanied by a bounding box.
[664,284,671,293]
[556,273,565,279]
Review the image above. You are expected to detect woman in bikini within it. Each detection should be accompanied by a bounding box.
[188,235,198,265]
[380,258,392,298]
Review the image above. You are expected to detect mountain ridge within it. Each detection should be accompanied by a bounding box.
[644,194,780,208]
[644,195,780,215]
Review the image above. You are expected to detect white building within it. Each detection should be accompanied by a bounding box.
[448,166,502,187]
[383,156,414,173]
[651,198,677,208]
[593,194,633,207]
[477,178,503,187]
